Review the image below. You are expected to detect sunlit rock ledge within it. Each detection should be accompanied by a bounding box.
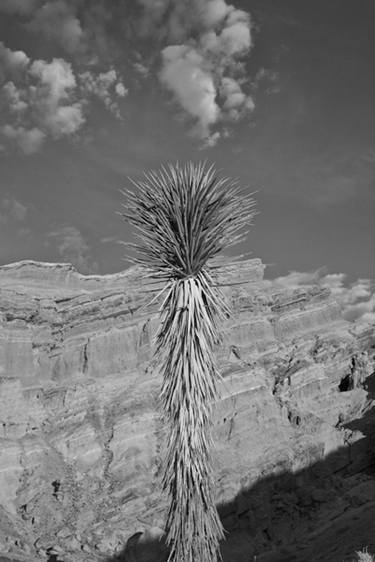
[0,258,374,561]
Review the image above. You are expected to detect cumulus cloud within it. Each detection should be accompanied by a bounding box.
[46,226,98,274]
[115,82,127,97]
[160,45,220,141]
[321,275,375,324]
[216,8,252,55]
[221,76,255,119]
[0,42,30,80]
[140,0,255,145]
[0,39,127,153]
[267,269,375,325]
[26,0,84,54]
[0,0,85,55]
[2,0,125,64]
[79,69,127,117]
[0,0,40,15]
[3,81,28,114]
[29,57,84,137]
[29,59,85,138]
[1,125,45,154]
[1,0,254,150]
[201,0,230,27]
[0,52,85,153]
[133,61,150,78]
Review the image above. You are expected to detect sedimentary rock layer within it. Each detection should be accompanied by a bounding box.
[0,259,373,561]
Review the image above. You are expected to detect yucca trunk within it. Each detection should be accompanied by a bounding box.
[122,162,255,562]
[157,272,226,562]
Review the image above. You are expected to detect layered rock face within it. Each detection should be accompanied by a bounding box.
[0,259,374,562]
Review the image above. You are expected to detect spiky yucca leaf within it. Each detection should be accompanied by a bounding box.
[121,162,256,562]
[122,162,255,279]
[156,271,227,562]
[356,550,375,562]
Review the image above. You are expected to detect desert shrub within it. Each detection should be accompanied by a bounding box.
[122,162,256,562]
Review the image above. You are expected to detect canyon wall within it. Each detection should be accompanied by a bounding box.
[0,258,374,562]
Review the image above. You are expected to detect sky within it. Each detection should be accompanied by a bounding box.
[0,0,374,322]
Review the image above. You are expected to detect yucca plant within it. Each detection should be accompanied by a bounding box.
[121,162,256,562]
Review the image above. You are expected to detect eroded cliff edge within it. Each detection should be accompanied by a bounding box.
[0,258,374,561]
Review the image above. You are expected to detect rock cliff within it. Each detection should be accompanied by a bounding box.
[0,258,374,562]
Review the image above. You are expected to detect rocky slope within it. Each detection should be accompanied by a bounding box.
[0,258,374,562]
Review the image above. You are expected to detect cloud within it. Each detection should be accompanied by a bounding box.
[139,0,255,145]
[216,8,252,55]
[3,81,28,113]
[202,0,230,27]
[323,276,375,324]
[115,82,127,97]
[160,45,220,141]
[46,226,98,274]
[0,0,40,15]
[1,0,254,149]
[1,125,45,154]
[0,39,127,153]
[26,0,83,54]
[267,270,321,289]
[0,49,85,152]
[29,57,84,137]
[0,197,28,224]
[133,61,150,78]
[0,0,106,63]
[5,0,125,65]
[79,69,127,117]
[267,269,375,325]
[221,76,255,119]
[0,41,30,81]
